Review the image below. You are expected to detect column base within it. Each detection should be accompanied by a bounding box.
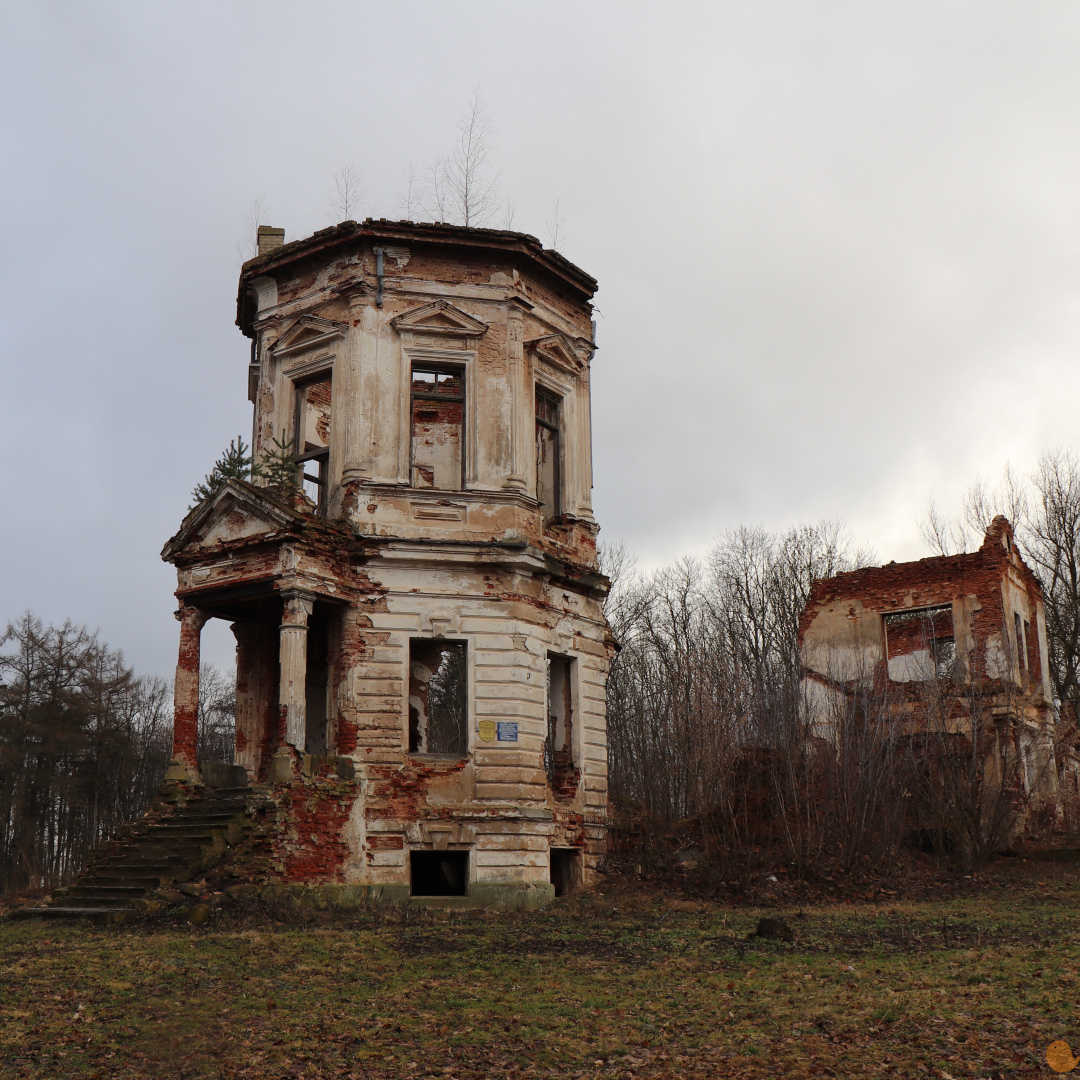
[164,758,202,783]
[268,749,297,783]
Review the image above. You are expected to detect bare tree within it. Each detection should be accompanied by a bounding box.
[0,614,173,895]
[920,466,1028,555]
[328,165,368,222]
[236,192,272,262]
[423,87,501,227]
[397,163,421,220]
[502,195,517,231]
[546,197,568,250]
[1025,449,1080,717]
[198,662,236,765]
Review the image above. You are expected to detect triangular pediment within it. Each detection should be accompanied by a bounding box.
[162,480,306,561]
[526,333,584,375]
[271,316,347,358]
[391,299,489,337]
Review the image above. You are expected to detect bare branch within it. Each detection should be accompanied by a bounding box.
[397,163,421,220]
[546,197,568,250]
[236,192,272,262]
[328,165,368,222]
[422,86,501,227]
[501,195,517,231]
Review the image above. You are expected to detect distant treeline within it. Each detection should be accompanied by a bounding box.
[0,613,234,896]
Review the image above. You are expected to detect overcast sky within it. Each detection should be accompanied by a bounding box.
[3,1,1080,677]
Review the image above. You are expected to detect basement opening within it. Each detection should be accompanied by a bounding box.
[550,848,580,898]
[410,850,469,897]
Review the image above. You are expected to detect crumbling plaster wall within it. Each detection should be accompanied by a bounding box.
[333,558,609,889]
[248,241,598,568]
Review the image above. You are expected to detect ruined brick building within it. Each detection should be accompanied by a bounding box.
[799,517,1062,816]
[145,220,609,910]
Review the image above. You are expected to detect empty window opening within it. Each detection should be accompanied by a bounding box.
[411,366,464,490]
[550,848,581,898]
[1015,613,1027,674]
[1025,619,1038,677]
[409,640,467,756]
[544,654,576,792]
[535,388,561,521]
[305,607,330,757]
[883,605,955,682]
[294,376,332,513]
[411,850,468,897]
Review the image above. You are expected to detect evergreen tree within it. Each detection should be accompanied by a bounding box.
[189,436,254,507]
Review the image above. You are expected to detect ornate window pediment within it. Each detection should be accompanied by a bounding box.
[271,315,346,359]
[526,334,585,377]
[391,300,489,341]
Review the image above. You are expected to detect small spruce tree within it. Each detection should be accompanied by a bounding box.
[189,436,254,507]
[257,432,302,490]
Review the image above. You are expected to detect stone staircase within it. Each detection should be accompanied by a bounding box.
[13,769,254,922]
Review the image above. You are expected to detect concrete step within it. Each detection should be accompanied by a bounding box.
[63,885,149,899]
[12,906,132,923]
[51,894,136,909]
[80,875,169,889]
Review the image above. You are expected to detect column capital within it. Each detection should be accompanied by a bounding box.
[174,605,211,629]
[281,591,315,624]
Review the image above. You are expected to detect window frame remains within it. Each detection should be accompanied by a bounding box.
[292,372,333,516]
[535,386,561,522]
[882,604,956,682]
[410,363,465,491]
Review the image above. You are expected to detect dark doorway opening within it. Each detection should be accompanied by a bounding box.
[305,607,331,756]
[410,850,469,896]
[550,848,580,898]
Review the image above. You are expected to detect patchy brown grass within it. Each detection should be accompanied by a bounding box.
[3,862,1080,1078]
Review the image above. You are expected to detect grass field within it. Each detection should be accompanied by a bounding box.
[2,866,1080,1079]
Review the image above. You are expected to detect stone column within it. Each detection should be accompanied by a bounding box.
[340,288,370,486]
[502,300,529,491]
[574,365,595,522]
[168,605,209,780]
[279,593,314,753]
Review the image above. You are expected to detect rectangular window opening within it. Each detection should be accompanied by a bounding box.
[1015,612,1027,674]
[550,848,581,898]
[883,605,955,682]
[411,366,464,490]
[294,375,332,515]
[1025,619,1037,677]
[545,654,576,793]
[535,387,561,522]
[411,850,469,897]
[409,639,467,756]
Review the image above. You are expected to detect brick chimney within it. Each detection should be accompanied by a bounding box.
[257,226,285,256]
